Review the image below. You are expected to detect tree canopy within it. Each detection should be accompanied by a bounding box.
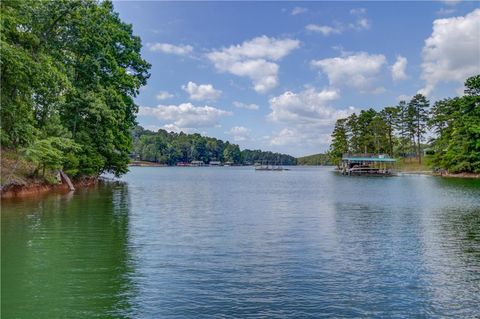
[132,126,297,166]
[1,0,150,178]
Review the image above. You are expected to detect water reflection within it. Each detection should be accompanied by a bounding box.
[1,182,133,318]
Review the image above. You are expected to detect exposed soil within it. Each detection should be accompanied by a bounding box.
[1,176,98,199]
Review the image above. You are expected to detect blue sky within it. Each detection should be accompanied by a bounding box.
[113,1,479,157]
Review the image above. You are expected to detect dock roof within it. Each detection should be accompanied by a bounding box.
[342,157,397,162]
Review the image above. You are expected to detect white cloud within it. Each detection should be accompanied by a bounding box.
[148,43,193,56]
[227,126,251,141]
[206,36,300,93]
[267,88,356,151]
[139,103,231,130]
[396,94,411,102]
[268,87,353,125]
[270,128,300,146]
[348,8,370,30]
[266,87,356,150]
[420,9,480,96]
[356,18,371,30]
[391,55,408,81]
[437,7,456,16]
[442,0,461,5]
[233,101,259,110]
[143,124,163,132]
[291,7,308,16]
[350,8,366,15]
[156,91,174,101]
[306,24,342,36]
[371,87,386,94]
[269,128,332,147]
[181,81,222,101]
[311,52,386,92]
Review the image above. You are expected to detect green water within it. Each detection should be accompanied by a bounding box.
[2,184,133,318]
[2,167,480,318]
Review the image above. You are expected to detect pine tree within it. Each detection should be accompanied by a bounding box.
[329,119,349,165]
[408,94,430,164]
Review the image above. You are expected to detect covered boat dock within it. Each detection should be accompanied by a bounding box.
[341,155,396,176]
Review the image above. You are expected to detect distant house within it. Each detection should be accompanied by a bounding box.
[176,162,189,166]
[190,160,205,166]
[224,161,234,166]
[209,161,221,166]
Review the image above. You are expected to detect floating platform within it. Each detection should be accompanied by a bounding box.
[254,165,289,171]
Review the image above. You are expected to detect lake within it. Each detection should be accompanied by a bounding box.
[2,166,480,318]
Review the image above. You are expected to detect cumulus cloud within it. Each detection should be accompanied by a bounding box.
[233,101,259,110]
[391,56,408,81]
[270,128,332,147]
[139,103,231,130]
[266,87,355,149]
[420,9,480,96]
[182,81,222,101]
[227,126,251,141]
[291,7,308,16]
[156,91,174,101]
[268,87,348,124]
[305,24,342,36]
[311,52,386,92]
[147,43,193,56]
[206,36,300,93]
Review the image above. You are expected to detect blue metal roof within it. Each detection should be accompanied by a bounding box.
[342,157,397,162]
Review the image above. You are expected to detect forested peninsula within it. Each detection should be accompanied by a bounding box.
[132,126,297,166]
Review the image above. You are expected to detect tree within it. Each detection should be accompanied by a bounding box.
[369,114,389,155]
[429,75,480,173]
[356,109,377,154]
[394,100,410,157]
[1,0,151,179]
[222,144,242,164]
[329,118,349,165]
[380,107,399,156]
[408,94,430,164]
[346,114,360,153]
[464,75,480,96]
[23,137,80,178]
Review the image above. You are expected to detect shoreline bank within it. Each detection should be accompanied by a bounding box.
[1,177,98,199]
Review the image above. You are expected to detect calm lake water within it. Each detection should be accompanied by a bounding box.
[2,166,480,318]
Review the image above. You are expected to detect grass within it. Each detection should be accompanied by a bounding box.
[395,156,432,172]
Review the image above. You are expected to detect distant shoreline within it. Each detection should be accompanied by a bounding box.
[128,162,480,178]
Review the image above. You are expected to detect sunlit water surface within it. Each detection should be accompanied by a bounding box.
[2,167,480,318]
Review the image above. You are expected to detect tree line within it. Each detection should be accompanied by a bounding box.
[1,0,150,179]
[329,75,480,173]
[133,126,297,165]
[297,153,331,165]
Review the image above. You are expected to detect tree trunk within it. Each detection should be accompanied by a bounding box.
[417,134,422,164]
